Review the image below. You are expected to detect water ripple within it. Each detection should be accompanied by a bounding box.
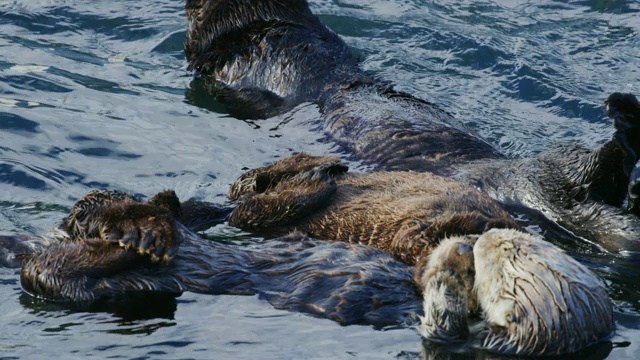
[0,0,638,359]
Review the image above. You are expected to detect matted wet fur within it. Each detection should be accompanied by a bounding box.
[416,229,613,356]
[185,0,640,252]
[17,189,613,356]
[19,190,421,326]
[228,153,519,265]
[225,154,614,355]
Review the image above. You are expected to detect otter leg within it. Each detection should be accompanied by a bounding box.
[229,166,338,232]
[229,153,348,199]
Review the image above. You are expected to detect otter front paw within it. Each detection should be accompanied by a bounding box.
[417,236,477,343]
[100,204,178,263]
[229,165,338,231]
[62,189,137,240]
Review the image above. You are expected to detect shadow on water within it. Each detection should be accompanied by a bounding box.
[420,339,623,360]
[18,292,179,326]
[185,77,295,120]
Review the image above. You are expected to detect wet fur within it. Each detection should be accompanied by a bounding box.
[416,229,613,356]
[60,189,182,263]
[474,229,613,356]
[228,153,519,265]
[18,190,422,325]
[17,190,613,356]
[185,0,640,251]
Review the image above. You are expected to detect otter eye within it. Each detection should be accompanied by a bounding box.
[457,243,473,255]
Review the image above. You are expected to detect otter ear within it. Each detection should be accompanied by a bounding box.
[457,243,473,255]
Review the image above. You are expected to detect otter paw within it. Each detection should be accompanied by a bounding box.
[271,165,336,193]
[63,189,137,239]
[229,154,348,199]
[101,205,178,263]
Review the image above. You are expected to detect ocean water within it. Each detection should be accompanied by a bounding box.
[0,0,639,358]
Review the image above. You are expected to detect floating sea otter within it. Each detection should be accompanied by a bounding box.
[18,190,422,326]
[185,0,640,251]
[224,153,614,355]
[226,153,517,266]
[19,176,613,355]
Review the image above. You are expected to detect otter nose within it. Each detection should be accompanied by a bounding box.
[457,242,474,255]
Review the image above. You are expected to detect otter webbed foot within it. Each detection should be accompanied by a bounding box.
[417,235,478,343]
[62,190,181,263]
[606,92,640,177]
[229,164,339,231]
[229,153,348,199]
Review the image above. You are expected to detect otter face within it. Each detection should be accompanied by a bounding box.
[473,229,614,356]
[418,235,478,343]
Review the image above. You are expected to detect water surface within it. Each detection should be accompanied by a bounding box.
[0,0,639,358]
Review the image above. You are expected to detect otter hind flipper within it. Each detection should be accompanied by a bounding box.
[606,93,640,177]
[229,166,338,232]
[629,164,640,214]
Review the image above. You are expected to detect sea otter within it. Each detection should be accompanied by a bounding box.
[18,189,613,356]
[226,152,518,265]
[224,153,616,354]
[184,0,640,251]
[18,189,421,325]
[416,229,613,356]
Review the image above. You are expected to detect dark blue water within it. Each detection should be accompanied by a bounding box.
[0,0,639,358]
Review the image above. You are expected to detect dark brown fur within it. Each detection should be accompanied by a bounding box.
[60,189,181,262]
[19,190,422,326]
[185,0,640,252]
[228,153,519,265]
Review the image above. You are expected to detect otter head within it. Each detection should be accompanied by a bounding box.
[473,228,614,356]
[185,0,318,72]
[417,235,479,342]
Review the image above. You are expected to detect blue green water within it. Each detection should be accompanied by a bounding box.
[0,0,639,358]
